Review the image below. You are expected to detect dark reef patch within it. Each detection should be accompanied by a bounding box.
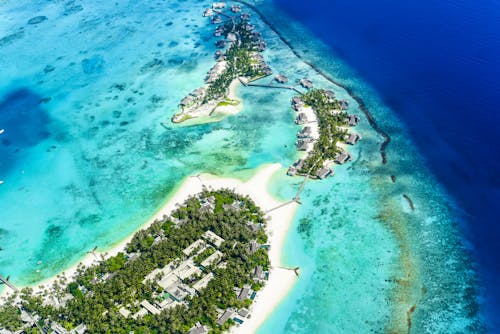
[27,16,48,25]
[81,55,105,74]
[43,65,55,73]
[0,31,25,47]
[140,58,164,73]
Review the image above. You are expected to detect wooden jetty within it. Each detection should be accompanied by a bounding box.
[0,274,18,292]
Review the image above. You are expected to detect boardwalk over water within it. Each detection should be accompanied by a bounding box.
[0,274,18,292]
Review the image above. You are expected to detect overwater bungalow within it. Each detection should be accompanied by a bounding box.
[238,308,250,318]
[316,167,333,179]
[296,140,309,151]
[231,4,242,13]
[291,96,305,110]
[240,13,251,21]
[257,41,267,51]
[275,74,289,83]
[214,50,224,61]
[227,32,237,43]
[335,151,352,164]
[347,114,360,126]
[345,133,362,145]
[211,15,222,24]
[243,24,255,32]
[212,2,226,9]
[339,99,349,110]
[324,89,335,101]
[295,112,308,124]
[215,39,226,48]
[180,95,194,107]
[203,8,214,17]
[297,126,312,138]
[300,78,313,89]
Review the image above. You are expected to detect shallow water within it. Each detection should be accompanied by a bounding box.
[0,0,482,333]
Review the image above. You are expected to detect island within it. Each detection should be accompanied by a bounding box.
[287,88,362,179]
[0,189,271,334]
[172,4,271,123]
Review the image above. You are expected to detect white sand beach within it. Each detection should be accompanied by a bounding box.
[1,164,299,334]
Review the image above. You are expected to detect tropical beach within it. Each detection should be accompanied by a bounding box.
[0,0,492,333]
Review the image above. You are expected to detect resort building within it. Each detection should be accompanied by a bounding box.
[192,273,215,292]
[295,112,308,124]
[253,265,265,282]
[335,151,352,164]
[212,2,226,9]
[316,167,333,179]
[324,89,336,101]
[345,133,362,145]
[296,140,309,151]
[200,250,223,267]
[212,15,222,25]
[274,74,289,83]
[188,323,210,334]
[237,285,251,301]
[249,240,260,253]
[217,309,234,326]
[299,78,313,89]
[240,13,251,21]
[347,114,360,126]
[182,239,207,256]
[140,300,161,315]
[203,230,225,247]
[297,126,312,138]
[203,8,214,17]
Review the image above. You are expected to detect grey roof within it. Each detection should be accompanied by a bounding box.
[217,309,234,326]
[249,240,260,253]
[238,308,250,317]
[238,286,250,301]
[188,324,210,334]
[316,167,332,179]
[335,152,351,164]
[254,265,263,280]
[295,113,308,124]
[347,114,360,126]
[275,74,289,83]
[300,78,313,89]
[296,140,308,151]
[346,133,361,145]
[324,89,335,99]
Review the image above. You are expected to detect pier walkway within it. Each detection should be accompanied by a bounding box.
[0,274,18,292]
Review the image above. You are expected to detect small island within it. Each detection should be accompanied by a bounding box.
[0,189,270,334]
[287,88,362,179]
[172,4,271,123]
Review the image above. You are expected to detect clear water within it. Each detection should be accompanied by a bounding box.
[0,0,482,333]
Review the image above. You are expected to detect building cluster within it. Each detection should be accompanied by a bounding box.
[115,230,227,321]
[287,88,362,178]
[0,308,87,334]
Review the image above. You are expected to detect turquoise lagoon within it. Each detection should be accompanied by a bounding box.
[0,0,481,333]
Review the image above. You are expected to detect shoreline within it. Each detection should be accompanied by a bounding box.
[0,164,299,334]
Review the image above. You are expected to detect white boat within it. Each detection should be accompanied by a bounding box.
[0,180,4,185]
[0,129,4,135]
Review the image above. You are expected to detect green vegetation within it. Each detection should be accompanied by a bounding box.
[0,189,269,334]
[297,89,349,175]
[204,21,270,102]
[216,99,239,107]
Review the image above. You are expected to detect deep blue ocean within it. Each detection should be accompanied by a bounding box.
[273,0,500,328]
